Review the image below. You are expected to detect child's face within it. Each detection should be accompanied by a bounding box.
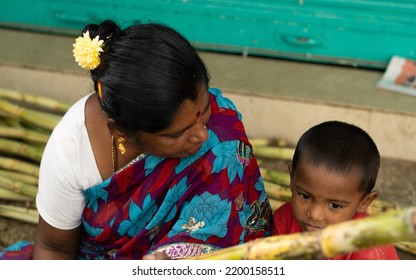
[289,159,376,232]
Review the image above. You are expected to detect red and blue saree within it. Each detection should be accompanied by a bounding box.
[0,88,271,260]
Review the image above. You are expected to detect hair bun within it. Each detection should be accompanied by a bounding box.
[82,20,121,43]
[81,24,99,40]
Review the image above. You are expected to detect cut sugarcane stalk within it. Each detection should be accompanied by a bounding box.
[249,138,271,146]
[267,197,416,257]
[0,98,61,131]
[189,207,416,260]
[0,87,71,113]
[263,181,291,202]
[367,199,398,214]
[260,168,291,186]
[394,241,416,255]
[0,177,37,198]
[0,125,49,144]
[0,170,38,186]
[0,138,43,162]
[250,138,289,147]
[0,156,39,176]
[319,207,416,258]
[0,116,22,128]
[0,110,10,118]
[0,188,34,202]
[253,145,294,161]
[0,204,38,224]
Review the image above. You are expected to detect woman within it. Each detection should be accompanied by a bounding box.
[0,20,271,260]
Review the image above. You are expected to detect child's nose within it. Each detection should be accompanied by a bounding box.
[307,204,324,221]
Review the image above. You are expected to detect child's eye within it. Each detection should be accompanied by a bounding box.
[298,192,311,201]
[329,203,343,209]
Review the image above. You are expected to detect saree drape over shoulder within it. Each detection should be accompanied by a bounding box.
[0,88,271,260]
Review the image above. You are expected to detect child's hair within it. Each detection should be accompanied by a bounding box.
[291,120,380,194]
[81,20,210,135]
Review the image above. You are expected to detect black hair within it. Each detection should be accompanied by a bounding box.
[291,120,380,194]
[81,20,210,134]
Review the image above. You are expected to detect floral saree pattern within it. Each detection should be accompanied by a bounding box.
[0,88,271,260]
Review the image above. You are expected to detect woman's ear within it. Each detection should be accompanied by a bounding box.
[107,118,117,135]
[357,191,378,213]
[107,118,125,138]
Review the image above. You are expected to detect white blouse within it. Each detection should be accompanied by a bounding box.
[36,94,102,230]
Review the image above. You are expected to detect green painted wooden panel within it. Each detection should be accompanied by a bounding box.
[1,0,416,69]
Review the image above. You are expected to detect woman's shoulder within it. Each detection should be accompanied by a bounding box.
[209,87,238,113]
[57,94,90,126]
[43,93,94,173]
[40,93,101,189]
[49,94,91,138]
[208,88,248,143]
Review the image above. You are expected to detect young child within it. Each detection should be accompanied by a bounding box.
[272,120,398,259]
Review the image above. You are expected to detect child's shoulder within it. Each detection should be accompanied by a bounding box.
[272,202,302,235]
[334,244,399,260]
[273,202,292,218]
[352,211,369,219]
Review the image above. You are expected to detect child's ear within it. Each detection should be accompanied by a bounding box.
[288,163,293,177]
[357,191,378,213]
[288,163,295,193]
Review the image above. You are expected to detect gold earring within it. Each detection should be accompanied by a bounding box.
[117,137,126,155]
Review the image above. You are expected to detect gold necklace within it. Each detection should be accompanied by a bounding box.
[111,135,117,174]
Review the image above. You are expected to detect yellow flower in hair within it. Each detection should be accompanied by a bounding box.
[73,31,104,70]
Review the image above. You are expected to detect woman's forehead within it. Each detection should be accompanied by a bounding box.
[159,88,209,133]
